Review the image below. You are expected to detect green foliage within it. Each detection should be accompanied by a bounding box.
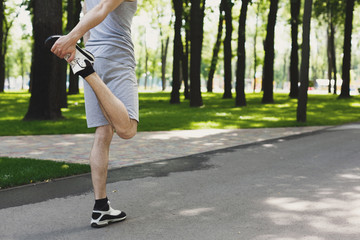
[0,157,90,189]
[1,91,360,136]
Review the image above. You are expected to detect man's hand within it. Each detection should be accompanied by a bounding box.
[50,35,77,62]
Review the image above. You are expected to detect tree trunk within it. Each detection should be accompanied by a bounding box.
[289,0,300,98]
[0,0,4,92]
[189,0,205,107]
[253,2,260,93]
[161,36,169,91]
[183,1,190,100]
[262,0,279,104]
[339,0,354,99]
[222,0,233,99]
[297,0,313,122]
[207,3,224,93]
[183,27,190,99]
[170,0,183,104]
[327,23,332,94]
[235,0,249,107]
[67,0,82,95]
[330,23,337,95]
[24,0,66,121]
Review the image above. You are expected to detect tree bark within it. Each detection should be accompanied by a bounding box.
[262,0,279,104]
[289,0,300,98]
[222,0,233,99]
[161,36,169,91]
[327,23,332,94]
[170,0,183,104]
[330,23,337,94]
[297,0,313,122]
[339,0,355,99]
[0,0,5,92]
[24,0,66,120]
[207,2,224,93]
[189,0,205,107]
[67,0,82,95]
[183,0,190,99]
[183,25,190,99]
[235,0,249,107]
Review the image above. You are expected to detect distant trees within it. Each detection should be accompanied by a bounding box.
[207,2,224,93]
[0,0,27,92]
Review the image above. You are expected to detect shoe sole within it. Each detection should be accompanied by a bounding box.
[91,215,126,228]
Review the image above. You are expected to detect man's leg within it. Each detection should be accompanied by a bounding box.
[90,124,127,228]
[84,72,138,140]
[90,125,113,200]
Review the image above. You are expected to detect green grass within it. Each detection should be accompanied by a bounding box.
[1,90,360,136]
[0,157,90,189]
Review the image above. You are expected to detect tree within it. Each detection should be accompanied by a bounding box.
[289,0,301,98]
[261,0,279,104]
[235,0,250,106]
[207,2,224,93]
[182,0,190,99]
[170,0,183,104]
[314,0,344,95]
[67,0,82,95]
[0,0,4,92]
[297,0,313,122]
[24,0,67,120]
[189,0,205,107]
[339,0,355,99]
[0,0,27,92]
[222,0,233,99]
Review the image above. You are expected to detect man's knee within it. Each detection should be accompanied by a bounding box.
[116,120,137,140]
[94,125,114,144]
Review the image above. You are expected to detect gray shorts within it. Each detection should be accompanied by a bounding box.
[83,57,139,128]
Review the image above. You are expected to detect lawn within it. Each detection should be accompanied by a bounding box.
[0,157,90,189]
[1,90,360,136]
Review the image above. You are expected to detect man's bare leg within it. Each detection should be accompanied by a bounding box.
[84,72,137,140]
[90,125,114,200]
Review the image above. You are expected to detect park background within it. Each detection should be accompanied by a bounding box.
[1,0,360,130]
[1,0,360,188]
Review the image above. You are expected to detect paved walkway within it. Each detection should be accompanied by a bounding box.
[0,126,327,169]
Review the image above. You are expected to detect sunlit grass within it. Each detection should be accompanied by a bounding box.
[0,90,360,136]
[0,157,90,189]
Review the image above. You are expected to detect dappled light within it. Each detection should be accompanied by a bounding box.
[179,207,215,217]
[261,169,360,236]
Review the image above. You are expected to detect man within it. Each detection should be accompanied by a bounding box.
[48,0,138,228]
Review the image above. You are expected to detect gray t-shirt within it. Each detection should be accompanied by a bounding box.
[85,0,137,68]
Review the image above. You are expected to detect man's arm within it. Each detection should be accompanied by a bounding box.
[82,1,90,45]
[51,0,130,61]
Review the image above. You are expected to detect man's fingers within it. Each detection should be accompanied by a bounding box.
[66,51,76,62]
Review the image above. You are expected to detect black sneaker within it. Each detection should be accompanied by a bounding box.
[91,201,127,228]
[44,35,95,76]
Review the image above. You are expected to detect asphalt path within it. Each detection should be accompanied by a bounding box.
[1,123,359,240]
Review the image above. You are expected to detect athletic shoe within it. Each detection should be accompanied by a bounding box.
[91,201,127,228]
[44,35,95,76]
